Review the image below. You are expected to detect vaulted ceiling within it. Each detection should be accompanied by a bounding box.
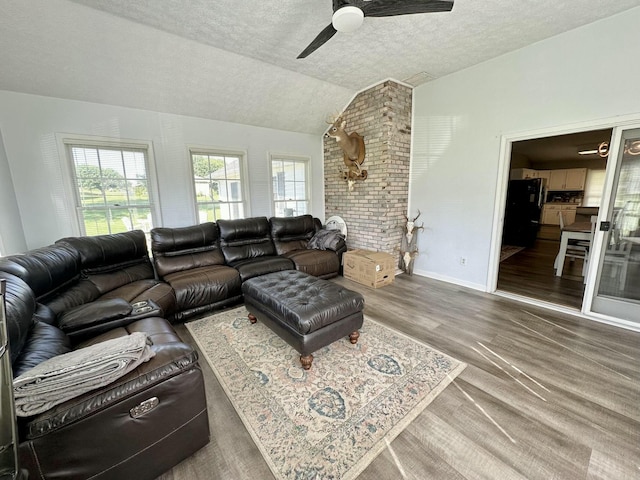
[1,0,639,134]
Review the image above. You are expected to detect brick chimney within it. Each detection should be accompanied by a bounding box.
[324,80,412,261]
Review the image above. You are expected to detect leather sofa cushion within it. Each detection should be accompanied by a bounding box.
[270,215,316,255]
[43,279,101,317]
[0,244,80,301]
[1,271,36,364]
[59,231,157,298]
[232,256,294,282]
[13,322,72,378]
[57,230,149,271]
[283,249,340,278]
[218,217,276,264]
[33,303,56,326]
[23,317,198,439]
[57,298,133,336]
[163,265,241,312]
[151,223,226,278]
[274,238,307,255]
[85,261,156,295]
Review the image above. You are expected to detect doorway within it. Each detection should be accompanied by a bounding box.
[496,128,612,309]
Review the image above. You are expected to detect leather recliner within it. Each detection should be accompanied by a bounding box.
[217,216,295,282]
[151,222,243,321]
[56,231,176,316]
[270,215,345,279]
[1,268,210,480]
[0,231,176,329]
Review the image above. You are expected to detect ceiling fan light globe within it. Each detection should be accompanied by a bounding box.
[332,6,364,33]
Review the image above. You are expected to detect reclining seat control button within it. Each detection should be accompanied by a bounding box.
[133,306,153,314]
[130,397,160,418]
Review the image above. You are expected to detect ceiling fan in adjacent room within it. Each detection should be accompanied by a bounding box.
[297,0,454,59]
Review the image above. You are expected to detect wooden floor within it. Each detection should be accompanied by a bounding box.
[158,274,640,480]
[498,234,640,309]
[497,238,587,310]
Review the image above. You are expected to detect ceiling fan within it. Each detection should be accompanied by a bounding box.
[297,0,454,59]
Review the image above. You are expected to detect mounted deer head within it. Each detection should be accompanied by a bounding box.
[326,116,362,161]
[326,115,367,190]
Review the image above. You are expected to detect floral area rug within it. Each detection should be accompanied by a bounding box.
[186,307,466,480]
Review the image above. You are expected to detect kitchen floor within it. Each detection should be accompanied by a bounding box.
[536,224,561,241]
[497,237,585,309]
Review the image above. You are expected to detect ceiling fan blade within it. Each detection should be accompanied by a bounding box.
[362,0,453,17]
[297,23,338,59]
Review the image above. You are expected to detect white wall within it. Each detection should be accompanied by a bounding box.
[0,91,324,251]
[410,7,640,290]
[0,129,27,254]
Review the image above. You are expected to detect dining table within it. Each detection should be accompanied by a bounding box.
[621,236,640,245]
[554,218,596,277]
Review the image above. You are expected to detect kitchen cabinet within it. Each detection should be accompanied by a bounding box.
[510,168,537,180]
[547,168,587,191]
[542,204,562,225]
[565,168,587,190]
[511,168,587,190]
[548,170,567,190]
[536,170,551,183]
[561,205,577,225]
[542,204,578,225]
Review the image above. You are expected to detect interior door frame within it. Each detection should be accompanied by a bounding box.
[488,113,640,331]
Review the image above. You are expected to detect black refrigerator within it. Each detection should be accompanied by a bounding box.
[502,178,544,247]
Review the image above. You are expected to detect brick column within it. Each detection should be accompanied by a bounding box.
[324,80,412,261]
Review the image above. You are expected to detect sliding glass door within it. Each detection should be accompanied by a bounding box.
[587,127,640,323]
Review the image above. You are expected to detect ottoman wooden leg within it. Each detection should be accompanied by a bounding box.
[300,354,314,370]
[248,313,257,324]
[349,331,360,344]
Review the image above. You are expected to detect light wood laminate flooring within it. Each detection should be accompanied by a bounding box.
[158,274,640,480]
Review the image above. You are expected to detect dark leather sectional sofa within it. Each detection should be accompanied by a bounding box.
[1,214,344,480]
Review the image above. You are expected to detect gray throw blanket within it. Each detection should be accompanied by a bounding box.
[307,229,345,251]
[13,332,155,417]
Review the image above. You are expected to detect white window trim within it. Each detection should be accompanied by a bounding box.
[268,153,311,217]
[187,145,250,222]
[56,133,162,236]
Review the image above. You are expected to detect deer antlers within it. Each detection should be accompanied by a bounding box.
[404,210,422,224]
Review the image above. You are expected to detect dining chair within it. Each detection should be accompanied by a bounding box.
[580,216,598,282]
[558,211,588,264]
[604,224,632,290]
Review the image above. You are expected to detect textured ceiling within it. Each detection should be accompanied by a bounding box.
[69,0,640,89]
[1,0,640,134]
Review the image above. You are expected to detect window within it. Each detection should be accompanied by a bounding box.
[191,150,246,222]
[67,142,156,236]
[583,169,606,207]
[271,156,309,217]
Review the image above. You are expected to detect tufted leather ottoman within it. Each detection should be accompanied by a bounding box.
[242,270,364,369]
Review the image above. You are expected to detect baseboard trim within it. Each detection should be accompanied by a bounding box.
[411,269,486,292]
